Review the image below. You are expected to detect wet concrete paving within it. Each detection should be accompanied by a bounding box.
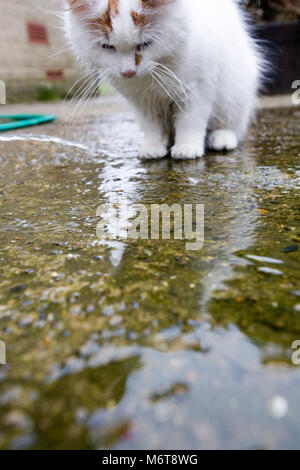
[0,98,299,449]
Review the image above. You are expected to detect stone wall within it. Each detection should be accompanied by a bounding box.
[0,0,80,102]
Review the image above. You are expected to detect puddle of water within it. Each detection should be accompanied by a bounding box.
[0,106,299,449]
[0,134,90,152]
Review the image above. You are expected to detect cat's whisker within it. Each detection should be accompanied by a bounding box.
[156,63,228,128]
[154,65,189,107]
[64,69,100,103]
[151,71,186,114]
[155,64,192,102]
[67,78,100,132]
[47,45,73,59]
[67,70,100,106]
[153,65,189,106]
[153,67,224,128]
[71,76,102,117]
[67,69,110,131]
[67,75,100,127]
[77,73,110,122]
[70,85,99,127]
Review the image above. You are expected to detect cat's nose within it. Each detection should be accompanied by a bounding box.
[121,70,136,78]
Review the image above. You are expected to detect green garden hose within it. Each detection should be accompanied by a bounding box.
[0,114,56,132]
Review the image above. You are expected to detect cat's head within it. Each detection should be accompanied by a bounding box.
[64,0,182,80]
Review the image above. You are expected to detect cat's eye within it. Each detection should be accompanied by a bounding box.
[136,40,153,52]
[101,43,116,52]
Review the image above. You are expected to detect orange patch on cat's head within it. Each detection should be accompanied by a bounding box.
[68,0,88,13]
[131,11,149,28]
[131,1,172,30]
[135,53,143,66]
[141,0,172,9]
[90,0,120,37]
[108,0,119,16]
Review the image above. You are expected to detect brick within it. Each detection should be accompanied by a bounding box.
[0,0,80,102]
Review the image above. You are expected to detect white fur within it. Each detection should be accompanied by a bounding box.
[64,0,263,160]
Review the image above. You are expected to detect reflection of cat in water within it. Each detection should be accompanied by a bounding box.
[64,0,264,160]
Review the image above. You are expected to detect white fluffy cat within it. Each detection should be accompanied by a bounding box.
[64,0,263,160]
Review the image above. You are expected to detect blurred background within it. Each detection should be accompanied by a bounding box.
[0,0,299,103]
[246,0,300,21]
[0,0,79,103]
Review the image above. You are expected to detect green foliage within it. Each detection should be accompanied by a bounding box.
[37,84,65,102]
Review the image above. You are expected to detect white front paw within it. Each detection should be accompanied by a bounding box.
[171,143,204,160]
[207,130,238,151]
[139,142,168,161]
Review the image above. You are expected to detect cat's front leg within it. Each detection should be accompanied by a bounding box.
[137,112,168,161]
[171,100,209,160]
